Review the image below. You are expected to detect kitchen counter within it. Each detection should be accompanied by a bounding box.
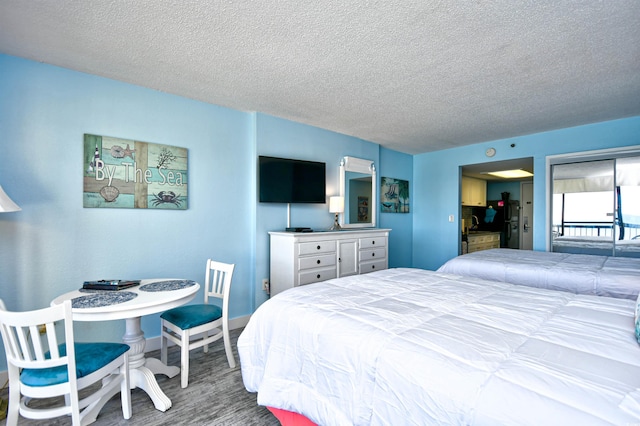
[462,231,501,254]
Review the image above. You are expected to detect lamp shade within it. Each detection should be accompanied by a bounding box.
[0,185,21,212]
[329,196,344,213]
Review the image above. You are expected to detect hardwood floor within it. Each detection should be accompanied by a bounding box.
[1,328,280,426]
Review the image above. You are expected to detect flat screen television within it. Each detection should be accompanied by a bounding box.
[259,156,326,203]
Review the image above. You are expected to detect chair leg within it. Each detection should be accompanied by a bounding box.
[180,331,190,388]
[160,323,168,365]
[121,354,132,420]
[6,369,20,426]
[223,327,236,369]
[69,380,81,426]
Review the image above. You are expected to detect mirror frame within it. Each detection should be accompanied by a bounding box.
[339,156,377,228]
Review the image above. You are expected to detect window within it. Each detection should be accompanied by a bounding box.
[548,150,640,258]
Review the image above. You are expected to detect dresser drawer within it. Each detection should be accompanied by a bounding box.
[299,267,337,285]
[467,233,500,245]
[468,240,500,253]
[486,234,499,243]
[359,237,386,249]
[298,241,337,256]
[360,259,387,274]
[299,253,336,271]
[359,247,386,262]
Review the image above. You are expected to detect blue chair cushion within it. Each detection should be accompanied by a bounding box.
[161,304,222,330]
[20,342,129,387]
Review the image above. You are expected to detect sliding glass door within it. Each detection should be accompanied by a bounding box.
[615,156,640,252]
[551,155,640,258]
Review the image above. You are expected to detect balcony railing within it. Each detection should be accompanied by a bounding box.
[552,221,640,240]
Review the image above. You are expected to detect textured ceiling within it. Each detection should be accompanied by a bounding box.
[0,1,639,154]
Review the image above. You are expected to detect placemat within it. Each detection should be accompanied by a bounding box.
[139,279,196,292]
[72,291,138,308]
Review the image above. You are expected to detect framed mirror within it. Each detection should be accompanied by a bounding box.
[339,156,376,228]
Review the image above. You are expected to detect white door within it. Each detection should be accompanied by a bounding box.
[520,182,533,250]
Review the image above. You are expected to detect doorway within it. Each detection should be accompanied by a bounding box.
[460,157,534,252]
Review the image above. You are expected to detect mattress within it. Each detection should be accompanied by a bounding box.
[437,248,640,299]
[238,268,640,425]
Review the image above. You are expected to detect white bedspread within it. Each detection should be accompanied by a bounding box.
[552,236,640,257]
[437,248,640,299]
[238,268,640,425]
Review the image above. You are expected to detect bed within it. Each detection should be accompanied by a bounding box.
[552,235,640,258]
[437,248,640,300]
[238,268,640,425]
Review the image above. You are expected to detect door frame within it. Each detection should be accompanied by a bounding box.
[520,181,533,250]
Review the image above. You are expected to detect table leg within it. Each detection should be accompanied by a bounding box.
[122,316,178,412]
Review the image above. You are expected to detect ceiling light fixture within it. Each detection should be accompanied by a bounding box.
[485,169,533,179]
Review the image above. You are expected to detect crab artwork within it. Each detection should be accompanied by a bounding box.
[152,191,182,207]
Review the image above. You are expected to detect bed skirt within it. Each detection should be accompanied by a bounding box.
[268,407,317,426]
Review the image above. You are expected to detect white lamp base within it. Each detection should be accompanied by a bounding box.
[330,213,341,231]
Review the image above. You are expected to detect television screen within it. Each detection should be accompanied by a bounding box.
[259,156,326,203]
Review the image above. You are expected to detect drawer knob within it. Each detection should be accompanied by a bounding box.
[317,259,321,264]
[371,265,376,269]
[317,245,321,250]
[372,240,375,245]
[316,274,321,279]
[371,253,375,257]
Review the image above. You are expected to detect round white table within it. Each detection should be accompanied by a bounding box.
[51,279,199,412]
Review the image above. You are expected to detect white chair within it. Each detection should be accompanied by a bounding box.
[160,259,236,388]
[0,299,131,426]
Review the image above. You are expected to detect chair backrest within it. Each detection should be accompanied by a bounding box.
[0,299,77,382]
[204,260,235,312]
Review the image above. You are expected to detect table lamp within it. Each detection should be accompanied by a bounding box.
[329,196,344,231]
[0,185,20,212]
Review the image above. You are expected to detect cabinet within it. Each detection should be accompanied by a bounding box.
[466,232,500,253]
[461,176,487,206]
[269,229,390,297]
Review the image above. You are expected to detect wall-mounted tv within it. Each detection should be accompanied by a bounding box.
[259,156,326,203]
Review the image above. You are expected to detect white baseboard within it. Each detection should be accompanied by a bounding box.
[0,314,251,386]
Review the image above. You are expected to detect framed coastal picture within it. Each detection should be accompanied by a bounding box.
[380,177,409,213]
[83,134,188,209]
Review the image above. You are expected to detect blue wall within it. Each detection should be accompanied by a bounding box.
[379,147,413,267]
[413,117,640,270]
[487,181,522,202]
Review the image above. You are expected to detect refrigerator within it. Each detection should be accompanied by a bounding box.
[487,192,520,249]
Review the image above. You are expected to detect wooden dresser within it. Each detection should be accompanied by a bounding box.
[269,229,391,297]
[465,232,501,253]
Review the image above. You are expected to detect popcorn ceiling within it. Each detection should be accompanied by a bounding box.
[0,0,638,154]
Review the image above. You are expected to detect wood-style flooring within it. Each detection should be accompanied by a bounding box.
[1,328,280,426]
